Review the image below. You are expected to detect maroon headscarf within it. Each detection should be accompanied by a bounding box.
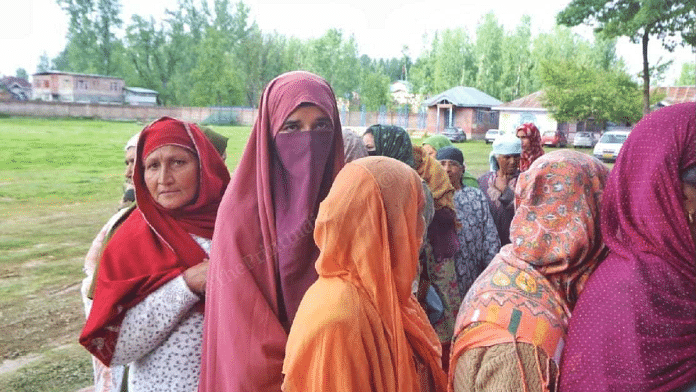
[516,122,544,172]
[199,71,344,392]
[560,102,696,391]
[80,117,230,365]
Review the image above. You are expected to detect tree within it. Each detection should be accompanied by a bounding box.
[37,53,51,73]
[303,29,360,98]
[474,12,505,99]
[540,60,643,125]
[432,28,477,92]
[498,16,536,102]
[125,16,174,103]
[675,62,696,85]
[557,0,696,114]
[15,68,29,80]
[57,0,123,75]
[189,28,245,107]
[359,70,390,111]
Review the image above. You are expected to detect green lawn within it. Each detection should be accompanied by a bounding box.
[0,117,601,391]
[0,117,250,392]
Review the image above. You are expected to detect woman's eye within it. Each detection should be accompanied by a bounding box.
[315,121,332,131]
[282,124,299,132]
[147,162,159,170]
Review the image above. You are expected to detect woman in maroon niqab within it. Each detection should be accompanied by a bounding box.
[560,102,696,391]
[199,71,344,392]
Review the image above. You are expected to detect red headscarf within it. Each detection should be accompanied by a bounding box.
[560,102,696,391]
[79,117,230,365]
[516,122,544,172]
[199,71,344,392]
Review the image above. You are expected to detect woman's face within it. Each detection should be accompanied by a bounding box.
[144,145,199,209]
[423,144,437,158]
[124,146,136,185]
[440,159,463,189]
[517,131,531,150]
[497,154,520,175]
[279,105,332,133]
[363,132,376,152]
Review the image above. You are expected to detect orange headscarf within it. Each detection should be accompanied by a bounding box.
[282,156,446,392]
[413,145,455,211]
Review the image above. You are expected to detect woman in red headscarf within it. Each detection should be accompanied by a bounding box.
[516,123,544,172]
[79,117,230,391]
[198,71,344,392]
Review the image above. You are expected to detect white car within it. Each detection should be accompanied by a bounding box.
[573,132,596,148]
[484,129,500,144]
[593,130,630,162]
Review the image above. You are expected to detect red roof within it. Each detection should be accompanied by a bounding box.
[0,76,31,89]
[496,90,545,109]
[653,86,696,105]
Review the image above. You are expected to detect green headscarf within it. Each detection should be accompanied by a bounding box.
[422,134,453,151]
[366,124,415,168]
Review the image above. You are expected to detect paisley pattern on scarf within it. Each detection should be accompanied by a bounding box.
[452,150,609,375]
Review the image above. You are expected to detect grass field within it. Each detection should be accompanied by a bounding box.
[0,117,597,391]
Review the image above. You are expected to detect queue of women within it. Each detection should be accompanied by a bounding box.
[78,70,696,392]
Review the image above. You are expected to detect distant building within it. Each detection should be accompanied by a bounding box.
[390,80,421,110]
[124,87,159,106]
[652,86,696,108]
[494,90,602,141]
[0,76,32,101]
[423,86,501,140]
[32,71,124,104]
[493,90,558,135]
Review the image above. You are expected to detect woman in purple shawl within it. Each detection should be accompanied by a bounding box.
[560,102,696,391]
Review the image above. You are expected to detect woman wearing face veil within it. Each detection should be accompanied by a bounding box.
[198,71,345,392]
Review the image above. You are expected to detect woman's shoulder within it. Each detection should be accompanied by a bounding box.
[296,279,362,324]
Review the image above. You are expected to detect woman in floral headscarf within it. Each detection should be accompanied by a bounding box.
[449,150,609,392]
[560,102,696,392]
[516,123,544,172]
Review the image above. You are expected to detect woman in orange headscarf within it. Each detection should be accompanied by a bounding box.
[282,156,446,392]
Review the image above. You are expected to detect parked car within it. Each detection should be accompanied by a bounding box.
[573,132,597,148]
[484,129,500,144]
[593,130,630,162]
[443,127,467,142]
[541,130,567,147]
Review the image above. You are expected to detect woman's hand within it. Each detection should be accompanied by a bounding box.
[183,259,209,296]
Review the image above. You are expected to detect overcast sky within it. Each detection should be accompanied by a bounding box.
[2,0,694,83]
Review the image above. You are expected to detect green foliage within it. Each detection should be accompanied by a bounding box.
[189,28,245,107]
[14,68,28,80]
[360,71,390,111]
[541,60,642,124]
[557,0,696,113]
[474,13,504,99]
[675,62,696,85]
[36,53,51,73]
[56,0,123,75]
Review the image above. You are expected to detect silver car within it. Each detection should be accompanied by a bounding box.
[573,132,596,148]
